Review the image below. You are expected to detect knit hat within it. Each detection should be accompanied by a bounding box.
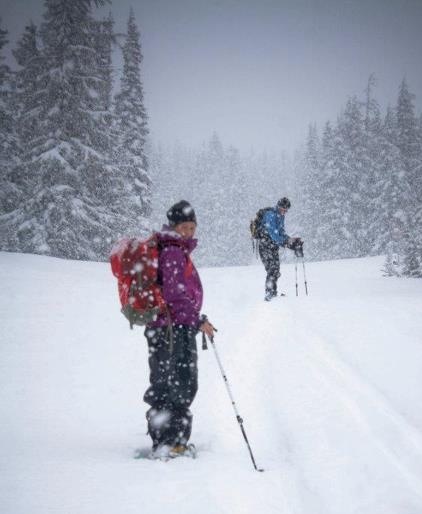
[277,197,291,209]
[166,200,197,226]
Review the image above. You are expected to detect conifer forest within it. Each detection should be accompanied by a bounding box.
[0,1,421,276]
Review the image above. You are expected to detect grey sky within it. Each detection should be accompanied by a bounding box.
[1,0,422,153]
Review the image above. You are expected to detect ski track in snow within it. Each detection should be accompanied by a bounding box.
[204,260,422,514]
[300,319,422,497]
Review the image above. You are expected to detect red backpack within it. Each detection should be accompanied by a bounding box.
[110,234,167,329]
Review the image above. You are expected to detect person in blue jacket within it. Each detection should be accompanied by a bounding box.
[259,197,302,301]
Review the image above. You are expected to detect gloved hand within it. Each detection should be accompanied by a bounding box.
[286,237,304,256]
[286,237,301,247]
[199,314,216,339]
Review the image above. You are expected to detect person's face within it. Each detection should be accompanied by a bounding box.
[174,221,197,239]
[278,207,288,216]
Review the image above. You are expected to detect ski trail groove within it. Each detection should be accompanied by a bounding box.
[230,302,329,514]
[291,306,422,499]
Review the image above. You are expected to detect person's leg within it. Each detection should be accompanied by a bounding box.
[143,326,198,449]
[168,326,198,446]
[143,327,173,449]
[259,240,280,298]
[268,245,281,295]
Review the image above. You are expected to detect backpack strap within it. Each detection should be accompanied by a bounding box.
[185,255,194,278]
[164,308,174,353]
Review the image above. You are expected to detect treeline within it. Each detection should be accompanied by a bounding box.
[1,5,421,275]
[149,133,294,266]
[0,2,150,260]
[297,75,422,277]
[148,76,422,275]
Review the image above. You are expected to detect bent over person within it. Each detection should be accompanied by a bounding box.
[257,197,302,301]
[144,200,214,459]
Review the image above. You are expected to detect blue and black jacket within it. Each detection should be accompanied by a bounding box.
[261,207,290,246]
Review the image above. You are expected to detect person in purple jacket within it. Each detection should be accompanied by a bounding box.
[143,200,214,459]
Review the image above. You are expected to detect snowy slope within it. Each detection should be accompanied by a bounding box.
[1,251,422,514]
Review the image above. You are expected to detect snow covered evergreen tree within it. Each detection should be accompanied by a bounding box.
[334,96,370,257]
[113,9,151,237]
[314,121,345,260]
[380,107,408,275]
[396,79,422,276]
[150,141,197,232]
[0,20,19,219]
[150,143,173,225]
[298,123,320,259]
[217,144,252,265]
[362,75,385,255]
[193,132,226,266]
[12,22,42,156]
[293,78,420,276]
[0,22,43,252]
[93,14,114,114]
[0,1,137,260]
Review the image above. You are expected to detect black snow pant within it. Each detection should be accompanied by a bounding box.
[143,325,198,449]
[258,238,281,296]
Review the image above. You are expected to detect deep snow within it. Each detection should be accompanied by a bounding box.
[1,251,422,514]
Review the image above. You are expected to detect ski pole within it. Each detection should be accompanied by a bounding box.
[293,239,309,296]
[203,333,264,472]
[301,257,309,296]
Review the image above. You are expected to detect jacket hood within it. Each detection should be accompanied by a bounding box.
[156,225,198,253]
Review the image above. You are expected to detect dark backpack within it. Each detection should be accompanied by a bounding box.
[250,207,273,239]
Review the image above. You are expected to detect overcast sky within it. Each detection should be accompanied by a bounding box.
[1,0,422,153]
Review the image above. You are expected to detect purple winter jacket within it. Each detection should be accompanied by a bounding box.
[149,227,203,329]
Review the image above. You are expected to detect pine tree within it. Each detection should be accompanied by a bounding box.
[335,96,370,257]
[396,79,420,165]
[396,79,422,276]
[223,145,250,264]
[299,123,320,259]
[0,20,19,218]
[150,142,172,226]
[364,74,381,135]
[2,0,132,260]
[93,13,114,114]
[113,9,151,238]
[193,132,226,266]
[13,22,42,146]
[314,121,343,260]
[218,144,252,265]
[0,22,43,251]
[379,106,409,275]
[363,75,385,255]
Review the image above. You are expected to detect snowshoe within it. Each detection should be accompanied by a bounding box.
[265,291,286,301]
[144,443,197,461]
[169,443,197,459]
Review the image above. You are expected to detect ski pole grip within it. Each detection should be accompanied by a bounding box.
[202,332,208,350]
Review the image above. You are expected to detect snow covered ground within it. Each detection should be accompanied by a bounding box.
[1,251,422,514]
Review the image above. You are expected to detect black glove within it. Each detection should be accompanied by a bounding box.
[286,237,304,257]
